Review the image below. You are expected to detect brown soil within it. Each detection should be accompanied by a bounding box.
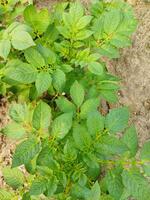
[0,0,150,189]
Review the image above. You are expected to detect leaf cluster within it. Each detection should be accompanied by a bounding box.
[1,1,149,200]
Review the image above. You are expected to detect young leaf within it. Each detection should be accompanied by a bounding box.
[2,167,24,189]
[56,97,76,113]
[121,125,138,157]
[105,107,129,134]
[80,98,100,119]
[51,113,73,139]
[70,81,85,108]
[88,62,103,76]
[2,122,26,139]
[12,138,40,167]
[32,101,51,130]
[0,40,11,60]
[52,69,66,93]
[24,48,45,68]
[35,72,52,95]
[5,63,37,84]
[87,111,104,136]
[140,141,150,176]
[11,31,35,50]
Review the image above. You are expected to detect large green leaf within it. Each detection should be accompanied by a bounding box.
[5,63,37,84]
[105,171,123,200]
[103,10,121,34]
[35,72,52,95]
[88,181,101,200]
[24,5,50,34]
[73,124,91,151]
[70,81,85,108]
[2,122,26,139]
[105,107,129,134]
[52,69,66,93]
[80,98,100,119]
[56,97,76,113]
[30,178,47,196]
[51,113,73,139]
[76,16,93,30]
[12,137,40,167]
[87,111,104,136]
[24,48,45,67]
[0,40,11,60]
[122,170,150,200]
[11,31,35,50]
[88,62,103,76]
[32,101,51,130]
[121,125,138,157]
[9,103,28,123]
[2,167,24,189]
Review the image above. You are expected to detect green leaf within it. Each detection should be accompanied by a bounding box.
[12,138,40,167]
[88,181,101,200]
[88,62,103,75]
[56,97,76,113]
[70,81,85,108]
[57,26,70,39]
[30,178,47,196]
[0,40,11,60]
[105,171,123,200]
[105,107,129,134]
[6,63,37,84]
[32,101,51,130]
[73,124,91,151]
[76,16,93,30]
[87,111,104,136]
[51,113,73,139]
[35,72,52,95]
[24,5,50,34]
[121,125,138,157]
[140,141,150,176]
[75,30,93,40]
[37,146,58,169]
[2,167,24,189]
[9,103,28,123]
[11,31,35,50]
[52,69,66,93]
[45,176,58,197]
[24,48,45,67]
[122,170,150,200]
[2,122,26,139]
[0,189,13,200]
[80,98,100,119]
[96,135,128,156]
[104,10,121,34]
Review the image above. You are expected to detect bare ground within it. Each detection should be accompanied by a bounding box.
[0,0,150,188]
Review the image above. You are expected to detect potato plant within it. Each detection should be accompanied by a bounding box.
[0,1,150,200]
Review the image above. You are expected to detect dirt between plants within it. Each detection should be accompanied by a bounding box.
[0,0,150,188]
